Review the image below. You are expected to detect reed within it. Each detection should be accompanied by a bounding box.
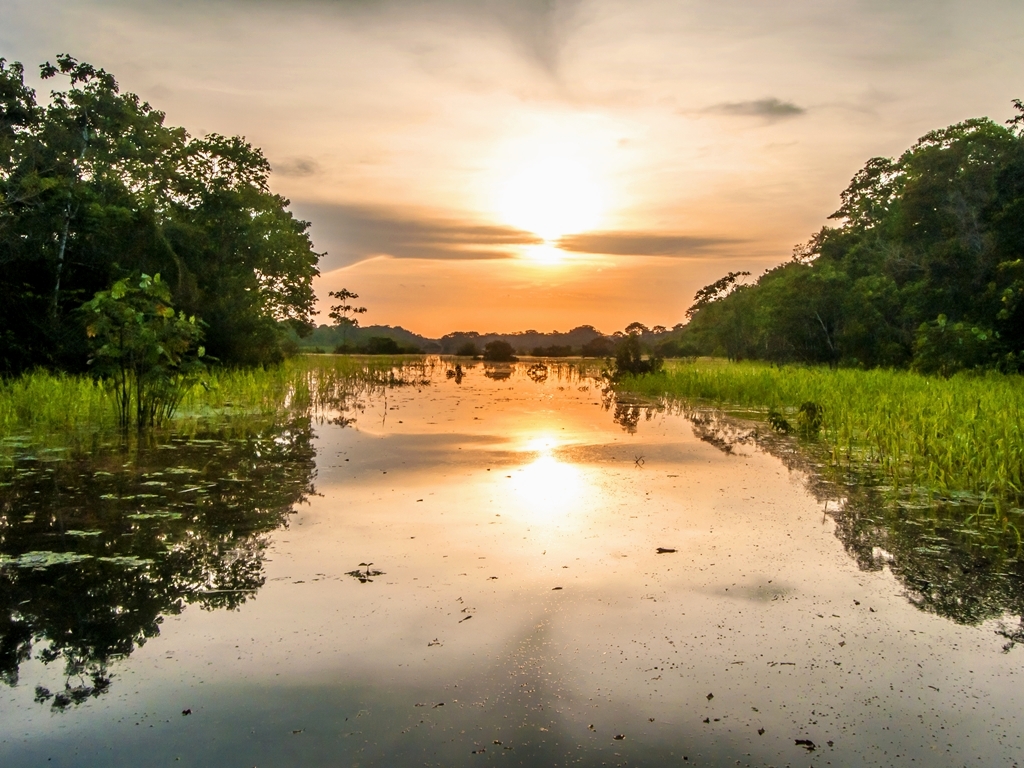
[616,360,1024,510]
[0,354,410,456]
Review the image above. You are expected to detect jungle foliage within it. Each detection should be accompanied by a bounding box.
[683,102,1024,374]
[82,273,205,431]
[0,56,320,375]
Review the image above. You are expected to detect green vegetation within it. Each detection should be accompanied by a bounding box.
[611,333,663,377]
[482,340,517,362]
[617,360,1024,513]
[0,56,319,374]
[327,288,367,348]
[0,355,410,457]
[581,336,615,357]
[82,273,206,431]
[681,101,1024,373]
[455,341,480,357]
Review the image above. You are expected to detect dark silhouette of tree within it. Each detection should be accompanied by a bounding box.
[482,340,516,362]
[328,288,367,348]
[612,333,662,377]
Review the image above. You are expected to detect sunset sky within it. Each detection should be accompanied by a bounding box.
[3,0,1022,336]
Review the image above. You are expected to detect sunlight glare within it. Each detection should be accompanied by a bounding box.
[491,123,613,244]
[524,244,566,265]
[510,435,584,521]
[498,153,604,241]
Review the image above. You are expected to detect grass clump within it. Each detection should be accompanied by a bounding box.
[616,359,1024,508]
[0,354,415,457]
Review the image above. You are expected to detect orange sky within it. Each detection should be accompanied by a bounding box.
[4,0,1023,336]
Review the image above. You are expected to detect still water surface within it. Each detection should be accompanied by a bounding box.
[1,361,1022,766]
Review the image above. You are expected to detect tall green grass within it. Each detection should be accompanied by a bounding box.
[0,355,414,456]
[617,360,1024,509]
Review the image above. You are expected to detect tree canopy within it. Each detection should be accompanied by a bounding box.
[683,102,1024,374]
[0,55,320,374]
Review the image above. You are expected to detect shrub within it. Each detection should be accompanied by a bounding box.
[82,273,206,431]
[612,333,662,377]
[482,340,517,362]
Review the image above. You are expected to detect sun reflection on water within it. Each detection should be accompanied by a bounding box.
[510,435,585,521]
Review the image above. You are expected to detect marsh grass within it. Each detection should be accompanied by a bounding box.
[0,354,419,459]
[617,360,1024,516]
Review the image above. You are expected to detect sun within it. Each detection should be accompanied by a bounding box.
[494,135,608,245]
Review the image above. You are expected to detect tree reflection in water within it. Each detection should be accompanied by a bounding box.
[0,417,317,709]
[606,394,1024,648]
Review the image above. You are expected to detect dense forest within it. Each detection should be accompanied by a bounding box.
[681,102,1024,374]
[0,56,320,375]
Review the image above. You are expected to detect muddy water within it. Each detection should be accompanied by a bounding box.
[1,361,1023,767]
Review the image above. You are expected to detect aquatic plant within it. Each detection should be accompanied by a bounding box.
[0,355,410,458]
[616,360,1024,511]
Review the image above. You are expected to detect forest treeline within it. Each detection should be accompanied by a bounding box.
[0,56,320,375]
[680,102,1024,374]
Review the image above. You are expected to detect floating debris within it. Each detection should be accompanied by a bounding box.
[346,562,384,582]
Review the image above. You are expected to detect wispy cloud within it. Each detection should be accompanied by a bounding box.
[707,98,806,120]
[556,231,745,257]
[272,157,320,177]
[291,202,542,269]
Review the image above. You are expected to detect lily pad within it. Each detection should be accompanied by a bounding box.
[127,511,183,520]
[0,551,93,569]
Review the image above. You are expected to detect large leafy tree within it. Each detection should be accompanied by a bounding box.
[0,55,320,374]
[684,102,1024,373]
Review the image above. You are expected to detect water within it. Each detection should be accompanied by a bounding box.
[1,361,1022,767]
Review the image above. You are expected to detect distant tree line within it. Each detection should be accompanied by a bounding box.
[0,56,320,376]
[680,102,1024,375]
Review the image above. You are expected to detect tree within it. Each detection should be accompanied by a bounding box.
[82,273,205,431]
[624,321,650,335]
[0,55,320,373]
[328,288,367,348]
[684,102,1024,372]
[686,272,750,318]
[612,333,662,377]
[362,336,401,354]
[482,340,516,362]
[581,336,614,357]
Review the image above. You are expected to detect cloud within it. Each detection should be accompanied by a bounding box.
[272,157,320,177]
[556,231,746,257]
[194,0,581,75]
[289,202,543,269]
[707,98,806,120]
[473,0,581,75]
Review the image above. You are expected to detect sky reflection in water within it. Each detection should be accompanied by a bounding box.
[1,360,1023,767]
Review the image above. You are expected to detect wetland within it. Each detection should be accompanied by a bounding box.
[1,358,1023,767]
